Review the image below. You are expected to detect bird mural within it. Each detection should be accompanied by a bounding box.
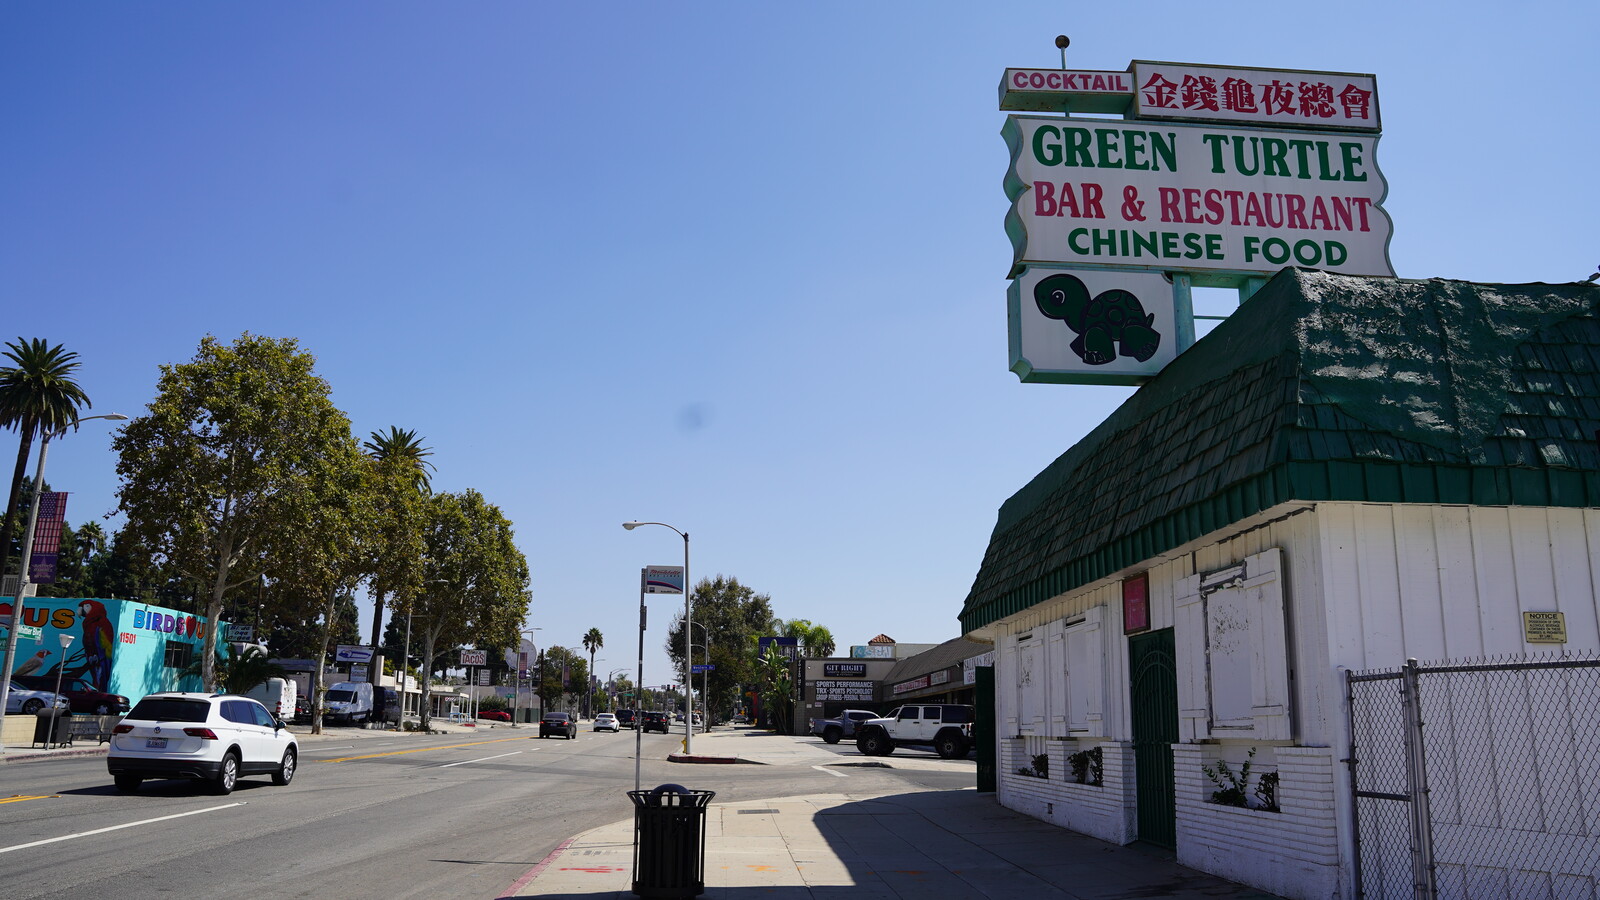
[78,600,115,692]
[13,649,49,678]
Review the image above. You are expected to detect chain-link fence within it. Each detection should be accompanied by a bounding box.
[1347,655,1600,900]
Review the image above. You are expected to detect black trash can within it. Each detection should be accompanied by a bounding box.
[629,783,715,898]
[32,708,71,749]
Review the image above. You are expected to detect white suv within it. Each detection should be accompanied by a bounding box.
[107,692,298,795]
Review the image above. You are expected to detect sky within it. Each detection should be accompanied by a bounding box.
[3,2,1596,689]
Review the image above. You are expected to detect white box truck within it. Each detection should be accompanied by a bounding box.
[325,682,374,724]
[242,677,297,722]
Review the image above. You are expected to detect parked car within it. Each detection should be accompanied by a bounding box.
[481,709,511,722]
[12,674,128,716]
[855,704,976,759]
[107,692,297,794]
[4,683,69,715]
[539,711,577,739]
[809,709,878,744]
[594,713,619,732]
[640,710,669,734]
[293,694,313,724]
[616,709,637,729]
[324,682,373,724]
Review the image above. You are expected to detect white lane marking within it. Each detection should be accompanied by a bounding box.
[0,803,243,854]
[812,765,849,777]
[438,750,524,768]
[301,745,355,753]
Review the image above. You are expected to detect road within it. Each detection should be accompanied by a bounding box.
[0,725,972,899]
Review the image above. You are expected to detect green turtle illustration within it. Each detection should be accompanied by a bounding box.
[1034,273,1161,365]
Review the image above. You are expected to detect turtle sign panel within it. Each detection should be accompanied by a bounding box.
[1010,268,1177,384]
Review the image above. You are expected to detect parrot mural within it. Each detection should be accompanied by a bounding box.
[79,599,115,692]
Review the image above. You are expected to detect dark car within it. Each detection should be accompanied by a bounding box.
[616,709,637,729]
[12,674,130,716]
[640,710,669,734]
[293,694,313,724]
[539,711,577,739]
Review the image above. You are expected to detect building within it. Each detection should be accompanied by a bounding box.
[800,636,994,729]
[961,270,1600,899]
[2,596,221,704]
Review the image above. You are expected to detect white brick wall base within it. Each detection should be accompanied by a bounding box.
[996,739,1136,845]
[1173,745,1343,900]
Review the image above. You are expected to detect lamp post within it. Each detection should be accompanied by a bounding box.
[607,667,628,713]
[52,633,76,715]
[621,520,692,756]
[0,412,127,742]
[690,640,710,730]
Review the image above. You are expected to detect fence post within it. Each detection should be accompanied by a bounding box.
[1400,658,1437,900]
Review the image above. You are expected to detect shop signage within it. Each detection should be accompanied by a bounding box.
[1131,61,1379,131]
[963,651,995,685]
[823,662,868,678]
[892,675,930,695]
[1003,115,1392,278]
[337,644,375,663]
[930,670,950,685]
[642,565,685,594]
[459,648,488,666]
[1123,572,1150,634]
[1523,611,1567,644]
[1010,267,1178,384]
[999,68,1134,114]
[227,624,255,642]
[851,644,894,659]
[812,680,875,702]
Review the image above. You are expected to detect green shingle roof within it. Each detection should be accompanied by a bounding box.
[960,268,1600,634]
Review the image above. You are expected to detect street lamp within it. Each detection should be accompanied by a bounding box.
[621,520,692,756]
[52,633,76,715]
[607,667,628,713]
[516,628,541,725]
[0,412,127,741]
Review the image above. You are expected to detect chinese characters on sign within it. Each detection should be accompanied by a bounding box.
[1132,62,1379,131]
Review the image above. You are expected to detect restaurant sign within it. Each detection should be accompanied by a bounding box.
[1010,267,1178,384]
[1003,115,1392,279]
[1132,61,1379,132]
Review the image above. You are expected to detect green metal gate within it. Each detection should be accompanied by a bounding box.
[1129,628,1178,849]
[975,664,995,792]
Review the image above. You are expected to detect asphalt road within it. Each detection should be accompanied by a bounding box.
[0,726,971,899]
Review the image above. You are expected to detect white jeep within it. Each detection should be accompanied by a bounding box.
[854,703,974,759]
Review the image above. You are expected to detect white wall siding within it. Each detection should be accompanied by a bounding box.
[1316,503,1600,669]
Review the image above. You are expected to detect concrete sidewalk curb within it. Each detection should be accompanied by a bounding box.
[2,744,109,763]
[667,753,742,764]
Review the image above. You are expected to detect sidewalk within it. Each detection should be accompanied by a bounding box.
[506,727,1283,899]
[0,715,504,763]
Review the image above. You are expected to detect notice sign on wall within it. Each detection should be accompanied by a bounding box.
[1523,611,1568,644]
[1004,115,1393,278]
[812,680,875,702]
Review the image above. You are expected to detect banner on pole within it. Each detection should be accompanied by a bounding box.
[28,492,68,583]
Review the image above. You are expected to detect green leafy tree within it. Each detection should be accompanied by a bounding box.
[537,645,586,713]
[666,575,774,725]
[412,489,530,731]
[112,334,363,691]
[0,338,92,582]
[757,644,796,733]
[781,619,836,659]
[183,645,288,694]
[582,627,603,717]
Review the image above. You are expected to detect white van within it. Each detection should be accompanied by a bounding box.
[324,682,374,724]
[242,677,297,722]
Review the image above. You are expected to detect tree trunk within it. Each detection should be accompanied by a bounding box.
[312,585,337,735]
[202,533,235,692]
[419,629,437,732]
[0,425,36,580]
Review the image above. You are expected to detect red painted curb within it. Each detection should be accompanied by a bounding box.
[502,834,576,896]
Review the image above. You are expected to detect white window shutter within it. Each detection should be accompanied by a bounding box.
[1244,548,1291,740]
[1047,620,1067,737]
[1173,572,1209,741]
[1064,606,1105,735]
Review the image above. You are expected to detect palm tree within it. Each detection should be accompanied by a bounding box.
[0,338,91,582]
[362,426,434,654]
[363,426,435,493]
[582,627,604,719]
[781,619,836,659]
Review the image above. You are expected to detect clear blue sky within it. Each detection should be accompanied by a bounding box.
[4,2,1595,689]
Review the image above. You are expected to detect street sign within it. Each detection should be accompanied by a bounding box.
[691,664,715,673]
[18,624,43,641]
[227,624,255,642]
[336,644,375,663]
